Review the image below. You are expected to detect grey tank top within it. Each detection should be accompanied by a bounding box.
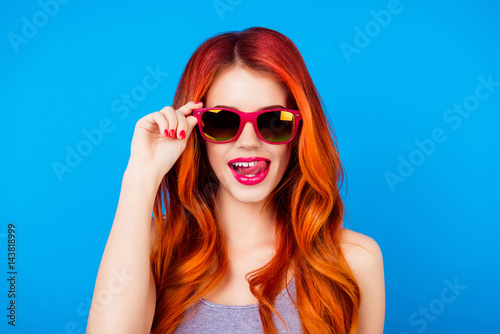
[172,276,303,334]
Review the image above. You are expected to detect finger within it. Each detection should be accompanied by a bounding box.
[150,111,170,138]
[175,109,188,139]
[159,106,178,138]
[177,101,203,116]
[186,115,198,131]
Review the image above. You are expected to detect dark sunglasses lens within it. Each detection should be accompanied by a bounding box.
[257,110,296,143]
[201,109,240,141]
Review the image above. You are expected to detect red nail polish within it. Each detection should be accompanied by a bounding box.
[194,101,202,104]
[164,129,168,137]
[169,129,175,138]
[179,130,186,139]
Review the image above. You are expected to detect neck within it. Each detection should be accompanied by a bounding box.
[214,190,277,252]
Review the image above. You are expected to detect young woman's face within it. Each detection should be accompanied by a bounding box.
[204,65,292,205]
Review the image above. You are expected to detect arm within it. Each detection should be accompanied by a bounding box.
[86,101,201,333]
[341,229,385,334]
[86,167,160,334]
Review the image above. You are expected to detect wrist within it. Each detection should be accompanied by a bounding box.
[122,165,164,195]
[125,159,166,183]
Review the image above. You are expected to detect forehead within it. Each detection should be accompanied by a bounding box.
[205,66,288,110]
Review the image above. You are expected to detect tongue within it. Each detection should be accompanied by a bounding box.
[236,161,268,175]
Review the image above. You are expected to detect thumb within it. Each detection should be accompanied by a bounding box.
[186,115,199,136]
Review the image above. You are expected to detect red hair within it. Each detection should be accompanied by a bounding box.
[150,27,360,333]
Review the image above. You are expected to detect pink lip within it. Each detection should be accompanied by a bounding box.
[227,157,271,185]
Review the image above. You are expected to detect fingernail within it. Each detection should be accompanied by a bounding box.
[179,130,186,139]
[164,129,168,137]
[169,129,175,138]
[194,101,202,104]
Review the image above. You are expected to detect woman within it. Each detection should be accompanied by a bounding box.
[87,27,385,334]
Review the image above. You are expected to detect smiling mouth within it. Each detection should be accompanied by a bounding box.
[229,161,271,177]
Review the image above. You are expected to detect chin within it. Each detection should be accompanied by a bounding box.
[228,187,272,204]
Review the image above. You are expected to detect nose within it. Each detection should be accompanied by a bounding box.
[234,121,261,148]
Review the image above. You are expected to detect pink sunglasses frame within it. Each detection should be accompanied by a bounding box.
[193,107,302,144]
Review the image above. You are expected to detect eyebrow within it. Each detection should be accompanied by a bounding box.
[212,104,286,111]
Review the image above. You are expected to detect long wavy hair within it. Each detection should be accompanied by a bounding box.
[150,27,361,334]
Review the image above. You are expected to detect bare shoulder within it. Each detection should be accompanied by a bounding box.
[340,228,383,273]
[340,228,385,333]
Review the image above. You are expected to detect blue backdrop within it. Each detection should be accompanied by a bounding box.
[1,0,498,333]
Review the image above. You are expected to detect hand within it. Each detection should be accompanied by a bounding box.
[126,101,203,182]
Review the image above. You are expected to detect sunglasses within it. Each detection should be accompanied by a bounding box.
[193,107,302,144]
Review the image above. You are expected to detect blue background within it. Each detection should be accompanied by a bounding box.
[1,0,499,333]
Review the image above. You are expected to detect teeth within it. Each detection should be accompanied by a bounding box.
[231,161,259,167]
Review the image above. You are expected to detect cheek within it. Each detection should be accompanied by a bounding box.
[282,145,292,165]
[205,144,226,172]
[274,145,292,171]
